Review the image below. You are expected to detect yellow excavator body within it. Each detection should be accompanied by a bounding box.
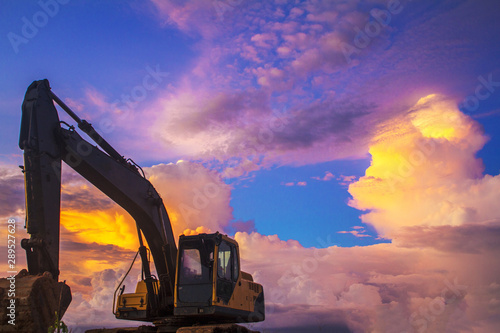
[116,233,264,328]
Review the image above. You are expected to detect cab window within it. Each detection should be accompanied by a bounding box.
[217,241,232,280]
[218,241,240,282]
[179,248,202,283]
[232,247,239,281]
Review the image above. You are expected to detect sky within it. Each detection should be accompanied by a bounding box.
[1,0,500,332]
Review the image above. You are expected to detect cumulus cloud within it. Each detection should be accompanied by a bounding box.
[312,171,335,181]
[63,267,144,330]
[59,237,138,295]
[281,181,307,187]
[337,227,371,238]
[149,87,272,161]
[61,166,115,212]
[235,231,499,332]
[348,95,497,236]
[393,220,500,254]
[225,219,256,234]
[145,160,234,236]
[312,172,357,186]
[0,164,25,219]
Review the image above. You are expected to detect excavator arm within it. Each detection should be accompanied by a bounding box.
[14,79,177,329]
[56,124,178,314]
[19,80,62,280]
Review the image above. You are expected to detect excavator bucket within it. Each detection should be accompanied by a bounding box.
[0,269,72,332]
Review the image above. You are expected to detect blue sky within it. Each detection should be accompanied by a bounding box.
[1,0,500,331]
[229,159,381,247]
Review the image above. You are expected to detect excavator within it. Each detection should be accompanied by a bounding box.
[0,80,264,333]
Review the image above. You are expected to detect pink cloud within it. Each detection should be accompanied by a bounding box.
[338,174,357,186]
[283,32,313,50]
[0,164,25,219]
[234,231,497,332]
[64,97,84,112]
[281,181,307,187]
[276,45,292,56]
[252,66,290,90]
[149,0,220,39]
[288,7,305,19]
[84,87,119,116]
[393,221,500,254]
[241,44,262,62]
[270,21,300,34]
[226,219,256,234]
[251,32,278,49]
[145,161,234,236]
[337,229,371,238]
[306,11,339,23]
[312,171,335,181]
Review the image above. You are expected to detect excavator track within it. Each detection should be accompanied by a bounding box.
[0,269,71,333]
[176,324,259,333]
[86,324,259,333]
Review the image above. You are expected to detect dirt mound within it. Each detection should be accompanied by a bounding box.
[0,269,71,332]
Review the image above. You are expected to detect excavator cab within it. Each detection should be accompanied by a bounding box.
[175,232,264,323]
[115,233,264,325]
